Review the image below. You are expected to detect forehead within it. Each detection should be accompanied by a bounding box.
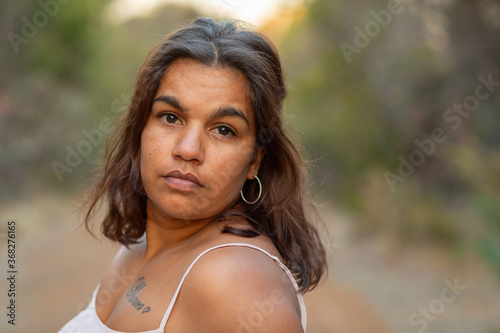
[155,58,251,114]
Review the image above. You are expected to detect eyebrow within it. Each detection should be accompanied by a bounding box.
[153,95,186,112]
[210,106,249,126]
[153,94,250,126]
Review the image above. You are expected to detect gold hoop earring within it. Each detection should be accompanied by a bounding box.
[240,175,262,205]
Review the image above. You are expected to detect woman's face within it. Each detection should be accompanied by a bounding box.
[140,58,262,223]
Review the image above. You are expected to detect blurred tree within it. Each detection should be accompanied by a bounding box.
[278,0,500,250]
[1,0,115,199]
[0,2,200,199]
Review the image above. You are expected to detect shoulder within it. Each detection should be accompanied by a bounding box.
[177,244,304,332]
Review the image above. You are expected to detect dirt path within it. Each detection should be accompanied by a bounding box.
[310,207,500,333]
[1,195,499,332]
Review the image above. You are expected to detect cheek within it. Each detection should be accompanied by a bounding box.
[209,147,253,193]
[140,125,164,182]
[140,131,152,171]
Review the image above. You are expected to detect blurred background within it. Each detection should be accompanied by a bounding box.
[1,0,500,332]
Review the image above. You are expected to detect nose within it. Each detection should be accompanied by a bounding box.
[172,124,205,163]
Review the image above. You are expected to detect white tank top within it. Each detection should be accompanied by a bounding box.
[58,243,307,332]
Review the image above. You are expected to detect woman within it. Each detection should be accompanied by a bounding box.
[60,18,326,332]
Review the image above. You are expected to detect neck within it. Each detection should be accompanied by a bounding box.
[142,206,216,260]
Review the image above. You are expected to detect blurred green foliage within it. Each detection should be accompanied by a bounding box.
[280,0,500,249]
[0,1,199,197]
[1,0,499,272]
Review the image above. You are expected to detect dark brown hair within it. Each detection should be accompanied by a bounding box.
[85,18,326,292]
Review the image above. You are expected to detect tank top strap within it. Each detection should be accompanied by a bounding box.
[158,242,307,331]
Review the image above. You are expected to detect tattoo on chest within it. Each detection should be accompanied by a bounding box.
[127,276,151,314]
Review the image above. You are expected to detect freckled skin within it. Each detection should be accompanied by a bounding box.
[140,58,263,225]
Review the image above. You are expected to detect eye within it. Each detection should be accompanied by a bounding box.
[160,113,180,125]
[214,126,235,137]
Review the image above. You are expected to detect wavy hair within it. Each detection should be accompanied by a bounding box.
[84,18,326,292]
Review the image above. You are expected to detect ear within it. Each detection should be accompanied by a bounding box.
[246,149,264,179]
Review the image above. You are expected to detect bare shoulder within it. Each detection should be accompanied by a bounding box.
[177,245,304,332]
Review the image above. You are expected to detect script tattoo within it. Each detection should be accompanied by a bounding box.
[127,276,151,314]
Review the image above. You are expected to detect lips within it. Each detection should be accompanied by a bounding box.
[163,170,203,191]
